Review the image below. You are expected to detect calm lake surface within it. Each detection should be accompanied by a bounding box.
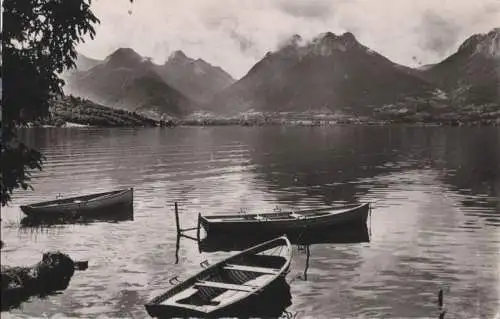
[1,126,499,319]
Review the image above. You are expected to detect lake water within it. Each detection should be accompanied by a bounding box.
[1,126,499,319]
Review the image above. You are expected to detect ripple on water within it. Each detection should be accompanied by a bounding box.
[2,126,499,318]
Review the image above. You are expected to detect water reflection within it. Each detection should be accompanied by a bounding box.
[2,126,498,318]
[246,127,500,218]
[1,282,71,312]
[198,224,370,253]
[195,225,370,288]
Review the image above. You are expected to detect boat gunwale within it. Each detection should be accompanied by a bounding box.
[201,203,369,224]
[21,188,133,210]
[145,235,292,315]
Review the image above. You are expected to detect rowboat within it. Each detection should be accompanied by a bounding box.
[20,188,133,219]
[199,203,370,236]
[145,236,292,318]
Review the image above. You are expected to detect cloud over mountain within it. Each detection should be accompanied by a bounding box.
[77,0,500,78]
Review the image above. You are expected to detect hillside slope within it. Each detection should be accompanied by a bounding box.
[155,50,235,103]
[421,28,500,105]
[64,48,195,117]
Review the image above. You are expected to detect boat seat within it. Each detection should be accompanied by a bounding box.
[194,281,257,292]
[211,274,274,303]
[224,264,280,274]
[163,287,219,312]
[162,287,199,305]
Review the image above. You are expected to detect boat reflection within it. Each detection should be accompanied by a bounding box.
[198,226,369,284]
[19,205,134,227]
[198,224,370,253]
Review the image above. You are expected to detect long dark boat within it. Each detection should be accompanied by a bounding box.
[199,203,370,236]
[20,188,133,219]
[145,236,292,318]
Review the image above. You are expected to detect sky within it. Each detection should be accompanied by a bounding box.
[78,0,500,79]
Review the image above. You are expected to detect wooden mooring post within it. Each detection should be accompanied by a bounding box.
[173,202,201,241]
[197,213,201,241]
[438,289,446,319]
[174,202,181,236]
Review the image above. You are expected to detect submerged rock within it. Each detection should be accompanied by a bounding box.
[1,251,76,310]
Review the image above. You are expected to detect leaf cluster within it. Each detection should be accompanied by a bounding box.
[1,0,99,205]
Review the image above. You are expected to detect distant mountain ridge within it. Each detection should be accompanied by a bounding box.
[156,50,235,103]
[64,48,194,117]
[64,49,235,116]
[208,31,437,115]
[63,28,499,122]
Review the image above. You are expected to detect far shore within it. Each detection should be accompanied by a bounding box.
[35,96,499,128]
[18,117,500,128]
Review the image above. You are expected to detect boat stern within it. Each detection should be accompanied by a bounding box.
[20,205,33,215]
[198,215,211,233]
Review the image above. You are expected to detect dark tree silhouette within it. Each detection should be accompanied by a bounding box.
[1,0,99,205]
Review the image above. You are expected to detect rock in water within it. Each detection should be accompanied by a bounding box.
[1,251,76,311]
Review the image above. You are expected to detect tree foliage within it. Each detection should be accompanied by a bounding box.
[1,0,99,206]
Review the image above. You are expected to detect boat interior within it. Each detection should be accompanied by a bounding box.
[203,204,367,222]
[157,248,288,312]
[207,210,337,222]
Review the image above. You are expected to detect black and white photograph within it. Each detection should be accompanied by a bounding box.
[1,0,499,318]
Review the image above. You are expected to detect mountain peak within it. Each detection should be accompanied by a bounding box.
[313,31,359,46]
[105,48,143,66]
[276,34,303,51]
[305,31,363,56]
[320,31,336,40]
[340,32,357,43]
[168,50,193,63]
[458,27,500,57]
[288,34,302,46]
[157,50,235,103]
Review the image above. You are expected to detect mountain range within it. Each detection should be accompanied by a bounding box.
[63,49,235,117]
[63,27,500,120]
[210,32,437,115]
[64,48,192,116]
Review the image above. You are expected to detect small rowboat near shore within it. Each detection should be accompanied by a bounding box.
[20,188,133,220]
[199,203,370,236]
[145,236,292,318]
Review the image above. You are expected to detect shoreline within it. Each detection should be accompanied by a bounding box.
[18,118,500,128]
[38,96,500,128]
